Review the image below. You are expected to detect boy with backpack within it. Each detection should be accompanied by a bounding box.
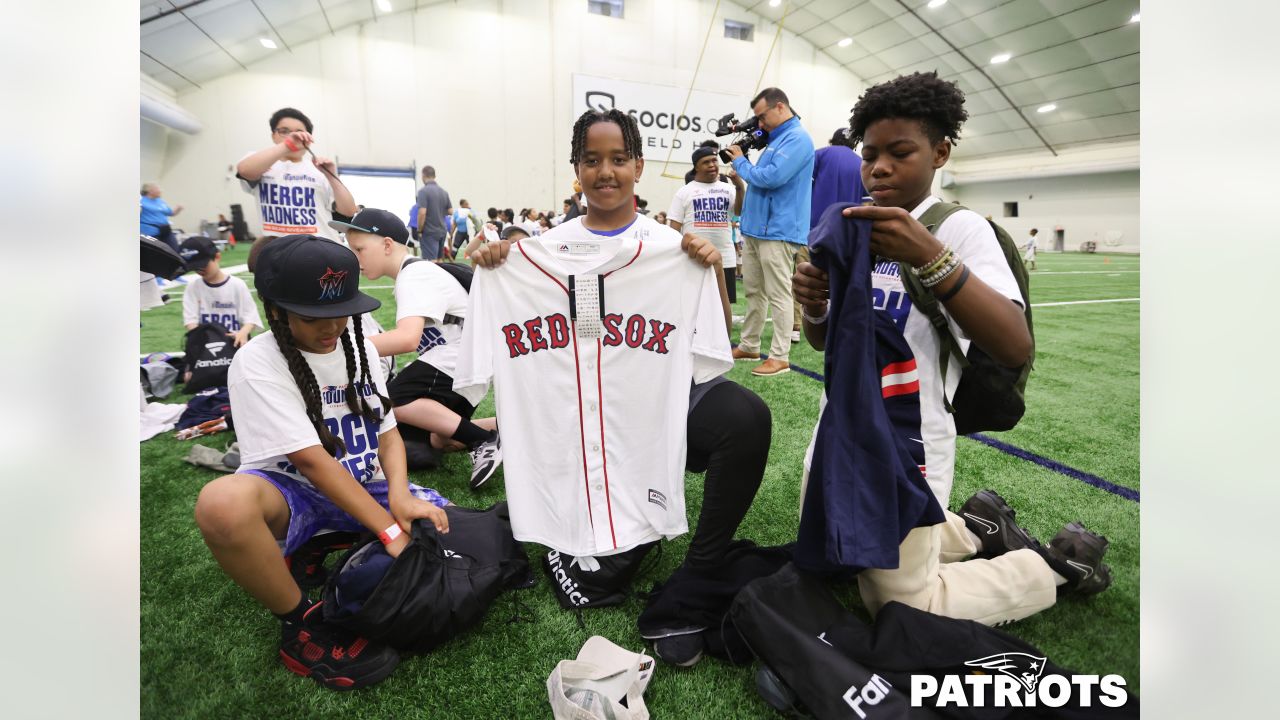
[329,208,502,490]
[793,72,1112,626]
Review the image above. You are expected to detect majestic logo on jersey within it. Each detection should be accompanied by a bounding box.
[647,489,667,510]
[501,313,677,358]
[317,267,348,300]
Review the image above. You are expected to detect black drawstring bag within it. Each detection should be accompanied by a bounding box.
[321,502,532,653]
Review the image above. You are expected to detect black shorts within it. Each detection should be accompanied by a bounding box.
[387,360,475,418]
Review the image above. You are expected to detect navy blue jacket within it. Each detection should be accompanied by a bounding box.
[796,203,944,571]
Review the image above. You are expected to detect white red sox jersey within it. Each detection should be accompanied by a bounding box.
[453,215,733,558]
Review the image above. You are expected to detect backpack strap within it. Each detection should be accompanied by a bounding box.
[897,202,968,413]
[402,256,466,325]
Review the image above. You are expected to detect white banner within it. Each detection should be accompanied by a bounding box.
[571,73,748,167]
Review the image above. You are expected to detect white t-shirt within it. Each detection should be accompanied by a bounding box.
[229,332,396,487]
[454,215,733,557]
[666,180,737,267]
[182,274,262,331]
[238,156,341,241]
[395,256,468,375]
[872,196,1023,505]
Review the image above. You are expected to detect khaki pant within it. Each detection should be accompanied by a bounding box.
[740,236,801,361]
[792,244,810,331]
[857,513,1057,626]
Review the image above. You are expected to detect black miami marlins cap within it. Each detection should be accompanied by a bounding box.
[179,236,218,270]
[328,208,410,244]
[253,235,381,318]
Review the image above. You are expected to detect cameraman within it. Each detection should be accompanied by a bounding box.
[726,87,815,377]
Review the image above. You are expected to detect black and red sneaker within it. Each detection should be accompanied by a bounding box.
[279,601,399,690]
[285,531,361,591]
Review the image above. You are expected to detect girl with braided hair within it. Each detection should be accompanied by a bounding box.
[193,234,450,691]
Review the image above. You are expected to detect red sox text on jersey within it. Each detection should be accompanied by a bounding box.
[501,313,676,357]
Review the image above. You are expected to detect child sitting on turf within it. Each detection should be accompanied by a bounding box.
[329,209,502,491]
[180,236,261,348]
[793,71,1113,625]
[193,234,450,691]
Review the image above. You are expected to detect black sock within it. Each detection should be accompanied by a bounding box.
[274,595,314,625]
[398,423,433,445]
[451,419,495,449]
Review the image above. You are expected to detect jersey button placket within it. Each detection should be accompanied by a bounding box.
[582,340,611,551]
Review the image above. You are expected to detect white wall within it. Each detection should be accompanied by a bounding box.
[153,0,866,235]
[948,169,1140,253]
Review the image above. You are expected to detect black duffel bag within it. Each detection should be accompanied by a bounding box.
[322,502,532,652]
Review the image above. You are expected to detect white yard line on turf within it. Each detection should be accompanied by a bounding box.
[1032,298,1139,307]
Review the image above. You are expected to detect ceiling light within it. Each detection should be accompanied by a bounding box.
[1037,103,1057,113]
[927,0,948,8]
[838,37,853,48]
[769,0,782,7]
[1129,12,1139,23]
[990,52,1012,64]
[377,0,392,12]
[259,37,277,49]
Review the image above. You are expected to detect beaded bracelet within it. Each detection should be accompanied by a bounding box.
[921,253,963,288]
[918,248,956,281]
[914,245,950,275]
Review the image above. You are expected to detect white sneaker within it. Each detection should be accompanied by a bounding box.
[469,432,502,490]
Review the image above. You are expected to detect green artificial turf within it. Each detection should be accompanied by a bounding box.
[140,250,1139,718]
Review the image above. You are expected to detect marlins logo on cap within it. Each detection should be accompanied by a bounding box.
[317,268,349,301]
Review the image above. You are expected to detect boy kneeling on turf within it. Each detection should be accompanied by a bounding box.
[330,209,502,491]
[194,235,450,690]
[180,236,261,349]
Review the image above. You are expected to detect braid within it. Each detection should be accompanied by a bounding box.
[338,328,362,417]
[264,302,346,458]
[570,109,645,165]
[351,315,392,422]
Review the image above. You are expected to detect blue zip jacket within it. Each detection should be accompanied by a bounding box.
[731,116,815,244]
[796,202,944,571]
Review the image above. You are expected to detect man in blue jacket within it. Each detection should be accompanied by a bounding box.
[727,87,815,377]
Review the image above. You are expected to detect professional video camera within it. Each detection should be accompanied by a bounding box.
[713,113,769,163]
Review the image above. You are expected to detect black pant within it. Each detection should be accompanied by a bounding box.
[146,224,180,255]
[723,267,738,305]
[684,380,771,567]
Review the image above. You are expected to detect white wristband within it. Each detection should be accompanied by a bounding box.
[377,523,403,545]
[801,302,830,324]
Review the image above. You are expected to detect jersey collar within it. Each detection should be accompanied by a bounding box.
[516,217,646,281]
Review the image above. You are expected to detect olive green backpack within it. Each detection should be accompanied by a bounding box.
[897,202,1034,435]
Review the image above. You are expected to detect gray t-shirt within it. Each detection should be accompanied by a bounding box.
[416,181,452,237]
